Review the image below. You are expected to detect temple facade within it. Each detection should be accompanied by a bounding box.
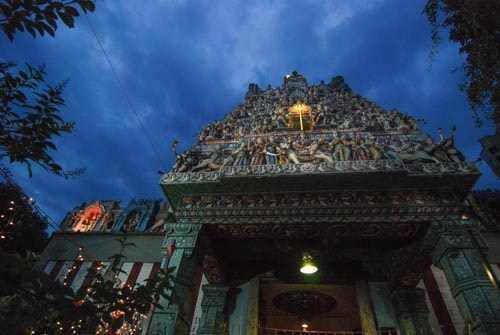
[38,72,500,335]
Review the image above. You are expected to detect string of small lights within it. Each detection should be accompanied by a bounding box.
[0,168,150,334]
[0,168,90,254]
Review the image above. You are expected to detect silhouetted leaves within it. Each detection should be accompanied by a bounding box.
[424,0,500,128]
[0,182,48,257]
[0,62,84,178]
[0,0,96,41]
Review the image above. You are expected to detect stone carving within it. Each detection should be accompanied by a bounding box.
[61,200,121,232]
[197,284,229,335]
[272,290,337,316]
[468,190,500,229]
[60,199,165,233]
[163,160,479,186]
[112,199,161,232]
[209,222,421,239]
[422,219,500,335]
[170,72,469,174]
[171,190,463,225]
[202,255,225,284]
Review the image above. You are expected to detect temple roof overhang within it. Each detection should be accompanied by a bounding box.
[160,160,479,230]
[161,160,479,204]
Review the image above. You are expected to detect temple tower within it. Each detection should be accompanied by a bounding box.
[156,71,498,335]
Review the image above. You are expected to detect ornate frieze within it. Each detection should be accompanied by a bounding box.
[162,160,478,185]
[272,290,337,316]
[169,190,463,226]
[207,222,422,239]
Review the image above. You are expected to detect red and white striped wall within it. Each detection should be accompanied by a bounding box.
[44,260,161,290]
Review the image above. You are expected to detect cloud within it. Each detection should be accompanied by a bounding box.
[310,0,386,45]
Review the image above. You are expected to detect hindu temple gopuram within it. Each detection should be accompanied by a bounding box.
[39,71,500,335]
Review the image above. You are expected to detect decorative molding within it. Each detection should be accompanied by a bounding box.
[209,222,422,239]
[272,290,337,316]
[197,284,229,335]
[112,198,161,232]
[163,223,202,257]
[161,161,479,185]
[201,284,229,307]
[170,190,464,226]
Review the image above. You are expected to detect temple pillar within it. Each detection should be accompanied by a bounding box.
[196,284,229,335]
[390,286,433,335]
[355,280,377,335]
[148,223,203,335]
[246,277,260,335]
[427,220,500,335]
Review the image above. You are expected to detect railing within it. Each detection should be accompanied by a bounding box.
[260,328,397,335]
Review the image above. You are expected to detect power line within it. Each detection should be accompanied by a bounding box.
[83,12,168,172]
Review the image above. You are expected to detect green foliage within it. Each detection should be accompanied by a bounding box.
[0,237,175,335]
[0,249,96,334]
[0,0,96,41]
[423,0,500,127]
[0,61,84,178]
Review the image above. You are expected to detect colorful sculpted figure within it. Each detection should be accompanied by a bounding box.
[308,137,334,162]
[437,126,465,162]
[351,132,370,160]
[330,131,350,161]
[192,144,232,171]
[250,138,266,165]
[232,140,250,166]
[280,138,300,164]
[264,135,279,165]
[388,138,440,163]
[172,141,195,173]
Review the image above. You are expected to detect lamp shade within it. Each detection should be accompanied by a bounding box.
[300,252,318,274]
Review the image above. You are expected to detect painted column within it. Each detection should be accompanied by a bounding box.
[196,284,229,335]
[390,286,433,335]
[355,280,377,335]
[427,220,500,335]
[148,223,203,335]
[246,277,260,335]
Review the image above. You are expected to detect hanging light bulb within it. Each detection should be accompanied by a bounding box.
[300,252,318,274]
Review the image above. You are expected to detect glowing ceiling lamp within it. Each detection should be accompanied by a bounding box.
[300,252,318,274]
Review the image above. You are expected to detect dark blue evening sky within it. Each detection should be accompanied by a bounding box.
[2,0,498,232]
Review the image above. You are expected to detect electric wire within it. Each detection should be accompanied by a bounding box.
[83,12,168,173]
